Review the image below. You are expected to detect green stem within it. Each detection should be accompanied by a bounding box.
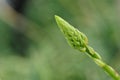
[94,58,120,80]
[85,46,120,80]
[55,15,120,80]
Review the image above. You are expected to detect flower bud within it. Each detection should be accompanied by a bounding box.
[55,15,88,52]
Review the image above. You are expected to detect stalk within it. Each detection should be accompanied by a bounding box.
[55,15,120,80]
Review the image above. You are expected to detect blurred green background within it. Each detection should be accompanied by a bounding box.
[0,0,120,80]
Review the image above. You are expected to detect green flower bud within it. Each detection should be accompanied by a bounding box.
[86,46,101,59]
[55,15,88,52]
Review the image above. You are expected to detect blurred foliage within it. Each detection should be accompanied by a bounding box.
[0,0,120,80]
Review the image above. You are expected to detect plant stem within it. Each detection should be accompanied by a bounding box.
[55,15,120,80]
[85,45,120,80]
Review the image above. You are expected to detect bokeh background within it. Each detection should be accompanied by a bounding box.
[0,0,120,80]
